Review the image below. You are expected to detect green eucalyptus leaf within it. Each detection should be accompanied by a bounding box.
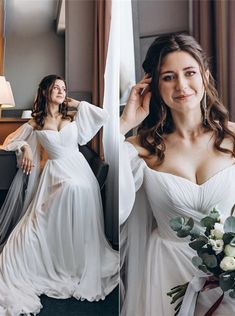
[198,264,207,273]
[192,256,203,267]
[219,276,234,292]
[197,247,210,258]
[230,237,235,247]
[189,239,207,251]
[186,218,194,230]
[223,233,235,244]
[224,216,235,233]
[181,225,191,232]
[177,229,190,238]
[220,273,231,280]
[190,227,201,239]
[198,235,208,243]
[170,217,185,232]
[200,216,216,228]
[179,218,194,234]
[202,254,217,268]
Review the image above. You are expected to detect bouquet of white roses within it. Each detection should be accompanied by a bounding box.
[167,207,235,316]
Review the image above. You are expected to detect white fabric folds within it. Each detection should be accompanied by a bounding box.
[0,123,40,250]
[76,101,108,145]
[178,273,208,316]
[119,134,235,316]
[0,101,118,316]
[120,135,154,316]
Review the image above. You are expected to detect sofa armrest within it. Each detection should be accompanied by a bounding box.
[0,150,17,190]
[79,145,109,190]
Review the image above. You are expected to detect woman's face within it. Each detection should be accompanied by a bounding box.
[49,79,66,105]
[158,51,206,115]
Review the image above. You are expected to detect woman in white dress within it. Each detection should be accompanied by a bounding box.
[120,33,235,315]
[0,74,119,315]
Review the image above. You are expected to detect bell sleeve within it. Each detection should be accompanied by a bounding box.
[0,123,40,251]
[119,133,155,316]
[1,123,34,164]
[119,134,145,225]
[74,101,108,145]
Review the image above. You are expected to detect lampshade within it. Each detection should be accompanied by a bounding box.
[0,76,15,109]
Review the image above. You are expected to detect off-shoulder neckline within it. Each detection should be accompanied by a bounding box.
[26,121,76,133]
[125,140,235,186]
[146,163,235,187]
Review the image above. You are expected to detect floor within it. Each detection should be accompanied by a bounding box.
[38,286,119,316]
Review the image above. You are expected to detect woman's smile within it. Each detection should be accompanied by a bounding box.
[159,51,205,113]
[174,93,194,101]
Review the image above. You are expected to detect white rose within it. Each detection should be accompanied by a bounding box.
[224,244,235,257]
[209,239,224,255]
[210,223,224,240]
[220,256,235,271]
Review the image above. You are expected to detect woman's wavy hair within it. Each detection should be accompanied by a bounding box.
[138,32,235,164]
[32,74,72,129]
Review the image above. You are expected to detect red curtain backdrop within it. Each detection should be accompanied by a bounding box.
[193,0,235,120]
[91,0,111,157]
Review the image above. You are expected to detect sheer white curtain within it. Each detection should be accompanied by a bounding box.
[103,0,120,245]
[120,0,136,105]
[103,0,135,245]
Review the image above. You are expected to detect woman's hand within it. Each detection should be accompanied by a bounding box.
[21,145,34,175]
[120,75,152,135]
[66,97,80,109]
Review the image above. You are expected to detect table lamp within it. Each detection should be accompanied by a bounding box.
[0,76,15,118]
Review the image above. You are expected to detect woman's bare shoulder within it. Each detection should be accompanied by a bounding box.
[126,135,150,156]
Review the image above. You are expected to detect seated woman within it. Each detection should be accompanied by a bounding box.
[0,74,119,315]
[120,33,235,316]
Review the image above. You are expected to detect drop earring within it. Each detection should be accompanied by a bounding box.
[159,100,166,133]
[154,101,165,138]
[202,93,208,126]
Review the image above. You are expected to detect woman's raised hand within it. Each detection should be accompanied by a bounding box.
[66,97,80,109]
[21,145,34,175]
[120,75,152,135]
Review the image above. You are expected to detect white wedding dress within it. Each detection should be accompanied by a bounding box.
[0,102,119,316]
[120,135,235,316]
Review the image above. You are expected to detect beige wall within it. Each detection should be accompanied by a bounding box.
[138,0,189,36]
[4,0,95,114]
[65,0,94,101]
[5,32,65,110]
[133,0,189,80]
[4,0,65,111]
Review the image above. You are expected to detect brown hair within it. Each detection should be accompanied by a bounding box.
[32,74,72,129]
[138,32,235,164]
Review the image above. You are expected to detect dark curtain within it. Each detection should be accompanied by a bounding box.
[92,0,111,158]
[193,0,235,120]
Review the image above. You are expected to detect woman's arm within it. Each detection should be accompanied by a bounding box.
[2,122,35,174]
[66,97,80,111]
[120,75,152,135]
[19,119,37,174]
[21,144,34,175]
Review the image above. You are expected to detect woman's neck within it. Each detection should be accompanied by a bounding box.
[171,110,205,140]
[47,103,60,119]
